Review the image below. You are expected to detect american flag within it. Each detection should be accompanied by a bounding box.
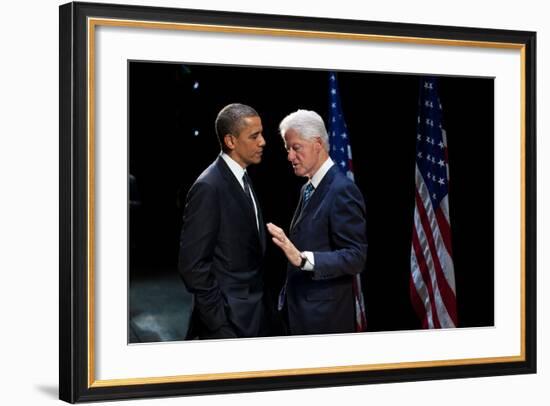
[410,77,458,328]
[328,72,367,332]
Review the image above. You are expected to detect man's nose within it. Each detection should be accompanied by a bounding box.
[258,134,266,147]
[287,150,294,161]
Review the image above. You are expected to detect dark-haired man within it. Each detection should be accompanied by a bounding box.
[179,103,267,339]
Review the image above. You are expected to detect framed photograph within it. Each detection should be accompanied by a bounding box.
[59,1,536,403]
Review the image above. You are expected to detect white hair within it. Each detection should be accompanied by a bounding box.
[279,109,329,151]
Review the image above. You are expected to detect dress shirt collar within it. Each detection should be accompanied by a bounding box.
[309,157,334,189]
[221,153,260,230]
[221,152,246,188]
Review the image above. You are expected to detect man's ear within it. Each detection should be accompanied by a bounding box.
[314,136,323,152]
[224,134,236,151]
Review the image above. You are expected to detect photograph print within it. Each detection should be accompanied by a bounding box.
[128,61,494,343]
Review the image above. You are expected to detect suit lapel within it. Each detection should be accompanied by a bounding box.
[290,166,338,232]
[249,184,266,254]
[216,157,265,252]
[290,184,306,232]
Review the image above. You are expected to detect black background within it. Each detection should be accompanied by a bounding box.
[129,61,494,332]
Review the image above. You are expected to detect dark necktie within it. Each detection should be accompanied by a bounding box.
[243,172,262,237]
[242,172,254,205]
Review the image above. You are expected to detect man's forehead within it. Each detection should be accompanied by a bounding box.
[284,129,302,138]
[242,115,260,124]
[285,131,317,143]
[236,116,261,133]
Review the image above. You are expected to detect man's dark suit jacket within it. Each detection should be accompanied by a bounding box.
[285,165,367,335]
[178,156,266,339]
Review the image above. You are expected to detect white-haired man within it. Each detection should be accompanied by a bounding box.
[267,109,367,335]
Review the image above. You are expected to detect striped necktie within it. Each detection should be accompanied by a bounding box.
[303,182,314,205]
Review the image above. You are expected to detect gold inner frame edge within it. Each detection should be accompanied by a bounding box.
[86,17,527,388]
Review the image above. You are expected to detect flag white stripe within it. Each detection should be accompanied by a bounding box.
[439,194,451,225]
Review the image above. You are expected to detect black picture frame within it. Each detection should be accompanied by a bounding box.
[59,1,536,403]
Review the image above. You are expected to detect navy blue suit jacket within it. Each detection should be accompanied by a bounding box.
[285,165,367,335]
[178,156,266,338]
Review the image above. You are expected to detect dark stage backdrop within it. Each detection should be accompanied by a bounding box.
[129,61,494,337]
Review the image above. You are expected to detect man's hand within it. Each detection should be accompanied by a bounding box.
[267,223,302,267]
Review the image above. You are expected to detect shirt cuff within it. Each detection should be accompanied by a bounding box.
[301,251,315,271]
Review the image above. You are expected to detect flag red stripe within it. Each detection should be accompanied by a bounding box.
[435,208,453,256]
[411,227,441,328]
[415,191,458,325]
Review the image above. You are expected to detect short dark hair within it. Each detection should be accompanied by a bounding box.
[215,103,259,152]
